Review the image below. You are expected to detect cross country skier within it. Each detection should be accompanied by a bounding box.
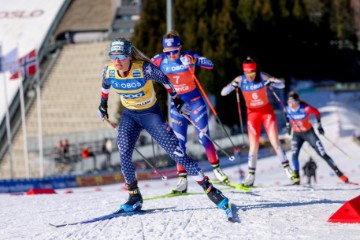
[221,56,299,186]
[97,38,231,216]
[284,91,350,184]
[151,30,229,193]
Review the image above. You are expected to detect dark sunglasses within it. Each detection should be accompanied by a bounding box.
[163,49,180,55]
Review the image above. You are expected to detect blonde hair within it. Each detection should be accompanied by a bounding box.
[131,46,152,63]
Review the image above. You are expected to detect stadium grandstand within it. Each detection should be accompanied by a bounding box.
[0,0,145,179]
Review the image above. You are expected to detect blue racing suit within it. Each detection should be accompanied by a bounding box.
[152,51,220,175]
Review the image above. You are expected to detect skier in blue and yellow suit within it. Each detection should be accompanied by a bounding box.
[97,38,231,215]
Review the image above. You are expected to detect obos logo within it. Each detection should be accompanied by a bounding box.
[171,65,187,71]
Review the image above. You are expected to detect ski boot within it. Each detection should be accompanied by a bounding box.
[241,169,256,187]
[333,166,349,183]
[291,170,301,185]
[212,164,229,183]
[283,162,300,184]
[171,173,188,193]
[198,177,228,205]
[198,176,232,219]
[118,182,143,213]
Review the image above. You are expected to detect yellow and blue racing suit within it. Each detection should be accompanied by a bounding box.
[100,60,205,184]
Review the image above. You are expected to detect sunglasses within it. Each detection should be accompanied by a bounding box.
[109,54,127,61]
[163,49,180,55]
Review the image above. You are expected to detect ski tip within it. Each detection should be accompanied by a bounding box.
[49,223,65,228]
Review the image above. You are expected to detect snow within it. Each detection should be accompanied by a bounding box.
[1,91,360,240]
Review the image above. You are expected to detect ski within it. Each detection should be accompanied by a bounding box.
[211,180,251,192]
[49,207,170,228]
[346,181,359,186]
[338,181,359,186]
[283,182,302,187]
[144,192,203,200]
[144,186,232,201]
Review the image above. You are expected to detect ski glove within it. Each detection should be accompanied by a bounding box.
[317,124,325,135]
[286,123,292,135]
[231,81,239,88]
[173,96,191,115]
[98,103,108,120]
[180,55,192,66]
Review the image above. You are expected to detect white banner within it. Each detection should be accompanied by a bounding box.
[0,0,65,120]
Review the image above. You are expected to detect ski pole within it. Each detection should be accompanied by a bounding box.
[103,118,168,180]
[181,113,235,161]
[151,137,157,161]
[133,148,168,180]
[149,136,168,175]
[185,60,236,150]
[321,134,352,160]
[235,87,247,148]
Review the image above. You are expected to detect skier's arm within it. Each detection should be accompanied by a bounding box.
[143,61,177,98]
[183,51,214,70]
[283,109,291,135]
[305,104,324,135]
[98,66,111,119]
[221,76,241,96]
[262,72,285,89]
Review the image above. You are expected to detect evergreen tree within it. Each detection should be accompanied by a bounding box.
[130,0,359,127]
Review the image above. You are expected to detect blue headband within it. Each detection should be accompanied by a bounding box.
[162,37,181,48]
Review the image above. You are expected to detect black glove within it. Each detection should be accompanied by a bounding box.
[264,79,273,86]
[286,123,291,135]
[173,96,185,113]
[173,96,191,115]
[317,124,324,135]
[98,102,108,120]
[231,81,239,88]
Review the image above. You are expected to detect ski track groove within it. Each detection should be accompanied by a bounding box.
[96,217,112,238]
[181,208,195,237]
[161,206,184,239]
